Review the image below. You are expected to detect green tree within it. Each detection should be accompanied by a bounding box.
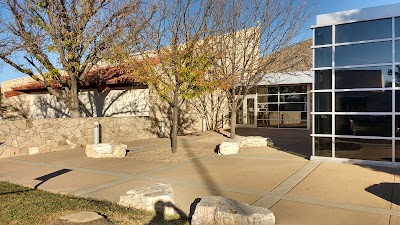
[130,0,214,153]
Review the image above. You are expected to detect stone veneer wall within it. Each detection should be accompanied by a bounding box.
[0,117,157,158]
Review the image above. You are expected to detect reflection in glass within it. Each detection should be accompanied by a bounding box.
[280,85,307,93]
[315,47,332,68]
[280,94,307,103]
[257,120,279,128]
[315,115,332,134]
[336,66,396,88]
[336,18,392,43]
[315,137,332,157]
[315,26,332,45]
[396,141,400,162]
[315,70,332,90]
[336,91,392,112]
[335,138,392,161]
[279,112,306,128]
[268,86,278,94]
[315,93,332,112]
[336,115,392,137]
[335,41,391,67]
[395,116,400,137]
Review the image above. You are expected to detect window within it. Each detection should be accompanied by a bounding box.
[335,138,392,161]
[315,26,332,45]
[315,93,332,112]
[315,70,332,90]
[335,115,392,137]
[335,41,392,67]
[336,66,394,89]
[335,91,392,112]
[315,115,332,134]
[315,47,332,68]
[336,18,392,43]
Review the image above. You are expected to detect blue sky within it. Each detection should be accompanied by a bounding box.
[1,0,400,83]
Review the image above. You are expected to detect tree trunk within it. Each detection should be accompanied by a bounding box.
[69,77,81,118]
[230,109,236,139]
[171,91,179,153]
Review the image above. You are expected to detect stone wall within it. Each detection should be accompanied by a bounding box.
[0,117,157,158]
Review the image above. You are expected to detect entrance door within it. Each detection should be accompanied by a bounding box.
[244,95,257,127]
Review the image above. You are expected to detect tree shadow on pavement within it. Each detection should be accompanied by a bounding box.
[0,169,72,195]
[365,182,400,207]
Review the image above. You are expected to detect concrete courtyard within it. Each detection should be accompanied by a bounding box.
[0,129,399,225]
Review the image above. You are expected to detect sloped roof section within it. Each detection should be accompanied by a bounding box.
[6,65,144,97]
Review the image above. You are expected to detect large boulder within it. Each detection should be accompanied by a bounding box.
[238,136,273,147]
[191,196,275,225]
[53,211,112,225]
[118,183,175,215]
[85,143,127,158]
[218,140,240,155]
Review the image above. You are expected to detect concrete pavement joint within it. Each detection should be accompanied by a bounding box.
[251,161,320,208]
[73,177,135,196]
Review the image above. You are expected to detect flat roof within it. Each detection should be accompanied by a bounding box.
[313,3,400,28]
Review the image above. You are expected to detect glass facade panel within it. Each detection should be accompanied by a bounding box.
[335,115,392,137]
[315,115,332,134]
[315,26,332,45]
[396,141,400,162]
[257,86,268,94]
[335,138,392,161]
[396,17,400,37]
[396,41,400,62]
[336,18,392,43]
[315,93,332,112]
[315,47,332,68]
[279,103,306,111]
[335,91,392,112]
[336,66,395,89]
[268,86,279,94]
[280,85,307,93]
[335,41,392,67]
[315,70,332,90]
[315,137,332,157]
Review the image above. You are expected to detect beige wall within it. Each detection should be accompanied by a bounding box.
[2,88,149,119]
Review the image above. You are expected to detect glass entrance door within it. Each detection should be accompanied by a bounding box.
[244,95,257,127]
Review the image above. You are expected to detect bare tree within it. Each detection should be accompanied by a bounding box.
[0,0,153,117]
[208,0,315,138]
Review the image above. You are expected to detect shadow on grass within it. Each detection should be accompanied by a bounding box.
[147,200,188,225]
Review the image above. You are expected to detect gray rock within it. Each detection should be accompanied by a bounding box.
[191,196,275,225]
[218,140,240,155]
[118,183,175,215]
[53,211,112,225]
[85,143,127,158]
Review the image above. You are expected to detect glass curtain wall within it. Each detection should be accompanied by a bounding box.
[313,17,400,162]
[257,85,308,128]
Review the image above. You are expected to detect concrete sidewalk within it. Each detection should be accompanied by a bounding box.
[0,138,399,224]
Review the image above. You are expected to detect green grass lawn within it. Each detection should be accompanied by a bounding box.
[0,181,189,225]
